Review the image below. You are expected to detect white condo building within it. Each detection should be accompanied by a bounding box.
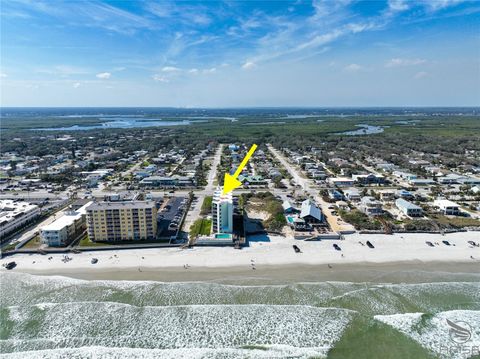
[0,200,40,239]
[211,188,233,234]
[40,202,91,247]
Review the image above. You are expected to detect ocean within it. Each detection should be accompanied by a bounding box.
[1,271,479,358]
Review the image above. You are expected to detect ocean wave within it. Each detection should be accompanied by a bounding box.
[375,310,480,359]
[0,345,333,359]
[1,303,354,356]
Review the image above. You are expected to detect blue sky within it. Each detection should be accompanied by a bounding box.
[1,0,479,107]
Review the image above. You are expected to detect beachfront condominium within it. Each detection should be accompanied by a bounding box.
[40,202,92,247]
[86,201,157,242]
[212,188,233,234]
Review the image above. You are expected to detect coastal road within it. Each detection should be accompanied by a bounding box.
[267,145,355,234]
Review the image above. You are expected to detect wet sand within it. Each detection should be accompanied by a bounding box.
[10,261,480,285]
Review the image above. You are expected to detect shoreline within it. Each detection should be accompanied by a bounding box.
[2,232,479,283]
[9,260,480,284]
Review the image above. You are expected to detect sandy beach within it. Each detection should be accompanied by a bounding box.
[1,232,479,282]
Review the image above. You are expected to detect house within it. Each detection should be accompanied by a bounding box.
[434,199,460,215]
[282,200,298,214]
[328,190,344,201]
[352,173,385,184]
[395,198,423,217]
[393,171,417,181]
[328,177,355,187]
[300,199,323,224]
[344,188,361,201]
[458,177,480,185]
[438,173,465,184]
[409,178,436,186]
[360,196,383,216]
[397,189,414,199]
[379,190,396,201]
[376,163,396,172]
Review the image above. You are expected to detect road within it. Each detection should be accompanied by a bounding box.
[267,144,355,234]
[183,144,224,232]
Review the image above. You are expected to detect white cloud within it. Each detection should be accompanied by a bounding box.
[161,66,181,73]
[152,74,169,82]
[0,72,7,78]
[385,58,427,67]
[388,0,410,12]
[242,61,257,70]
[424,0,464,12]
[73,82,81,88]
[202,67,216,74]
[414,71,428,79]
[96,72,111,79]
[343,63,363,72]
[188,68,199,74]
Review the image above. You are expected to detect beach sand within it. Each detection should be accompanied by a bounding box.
[1,232,479,282]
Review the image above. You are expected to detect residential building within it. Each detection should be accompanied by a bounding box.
[395,198,423,217]
[360,196,383,216]
[86,201,157,242]
[352,173,385,184]
[328,177,355,187]
[0,200,40,239]
[212,188,233,234]
[282,200,297,214]
[409,178,436,186]
[397,189,414,199]
[434,199,460,215]
[40,202,91,247]
[328,189,344,201]
[379,190,396,201]
[300,199,323,224]
[344,188,361,201]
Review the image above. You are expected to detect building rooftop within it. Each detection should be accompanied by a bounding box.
[213,188,233,203]
[300,199,322,220]
[434,199,459,208]
[86,201,156,211]
[42,202,92,231]
[395,198,421,210]
[0,200,39,225]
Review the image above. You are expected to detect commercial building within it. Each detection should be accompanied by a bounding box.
[211,188,233,234]
[139,175,195,188]
[395,198,423,217]
[434,199,460,215]
[0,200,40,239]
[86,201,157,242]
[360,196,383,216]
[40,202,91,247]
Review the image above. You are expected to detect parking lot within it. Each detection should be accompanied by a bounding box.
[157,196,188,239]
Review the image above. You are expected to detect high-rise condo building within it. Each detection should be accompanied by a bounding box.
[211,188,233,234]
[86,201,157,242]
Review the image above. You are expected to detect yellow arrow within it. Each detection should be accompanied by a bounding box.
[222,144,258,195]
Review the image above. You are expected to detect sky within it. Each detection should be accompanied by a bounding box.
[0,0,479,107]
